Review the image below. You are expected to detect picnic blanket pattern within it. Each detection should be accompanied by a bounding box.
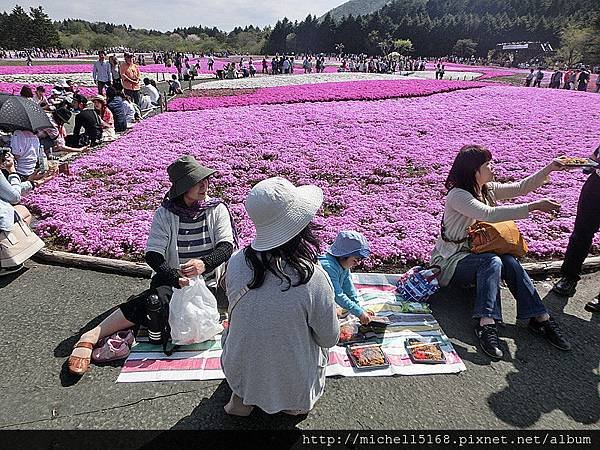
[116,273,466,383]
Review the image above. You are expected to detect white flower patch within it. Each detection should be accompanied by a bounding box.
[192,71,483,90]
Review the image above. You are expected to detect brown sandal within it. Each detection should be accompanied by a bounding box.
[68,341,95,375]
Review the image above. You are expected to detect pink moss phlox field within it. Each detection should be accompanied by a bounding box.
[168,79,488,111]
[25,85,600,266]
[0,81,97,97]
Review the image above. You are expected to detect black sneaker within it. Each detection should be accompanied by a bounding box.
[551,277,577,297]
[528,317,571,351]
[0,263,24,277]
[584,298,600,313]
[474,324,503,359]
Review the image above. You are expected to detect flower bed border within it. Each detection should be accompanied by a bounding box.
[32,248,600,279]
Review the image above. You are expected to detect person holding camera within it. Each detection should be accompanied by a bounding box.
[0,149,55,275]
[67,155,235,376]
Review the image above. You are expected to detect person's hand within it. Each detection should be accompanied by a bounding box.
[528,199,561,214]
[1,152,15,172]
[178,277,190,288]
[358,312,372,325]
[179,259,206,278]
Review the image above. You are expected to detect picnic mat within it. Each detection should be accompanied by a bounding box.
[116,273,466,383]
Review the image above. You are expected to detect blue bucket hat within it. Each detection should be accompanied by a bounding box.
[327,230,370,258]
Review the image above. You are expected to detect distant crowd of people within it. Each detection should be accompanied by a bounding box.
[525,66,598,92]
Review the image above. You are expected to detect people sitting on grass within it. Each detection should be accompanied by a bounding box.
[106,87,127,133]
[33,86,49,110]
[42,107,87,153]
[552,144,600,312]
[19,85,34,100]
[67,94,102,148]
[221,177,339,416]
[9,129,40,180]
[142,78,160,106]
[432,145,572,359]
[168,74,183,95]
[92,95,116,141]
[319,231,373,324]
[0,148,55,276]
[122,94,141,124]
[67,155,235,376]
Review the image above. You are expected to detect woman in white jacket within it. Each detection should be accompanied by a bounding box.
[431,145,571,359]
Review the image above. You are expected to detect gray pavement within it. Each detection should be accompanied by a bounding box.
[0,261,598,431]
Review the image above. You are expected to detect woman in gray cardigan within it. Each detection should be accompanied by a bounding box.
[432,145,571,359]
[221,177,339,416]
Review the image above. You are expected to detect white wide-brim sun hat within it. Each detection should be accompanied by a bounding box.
[245,177,323,251]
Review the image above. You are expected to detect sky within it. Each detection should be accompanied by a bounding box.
[0,0,345,31]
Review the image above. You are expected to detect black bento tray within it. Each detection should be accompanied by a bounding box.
[346,342,390,371]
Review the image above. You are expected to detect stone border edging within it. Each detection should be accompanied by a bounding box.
[32,248,600,279]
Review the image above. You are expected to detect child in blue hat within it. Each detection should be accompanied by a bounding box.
[318,231,373,325]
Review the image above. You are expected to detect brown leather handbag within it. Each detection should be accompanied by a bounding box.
[467,221,528,258]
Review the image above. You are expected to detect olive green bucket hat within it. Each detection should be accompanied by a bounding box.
[167,155,216,199]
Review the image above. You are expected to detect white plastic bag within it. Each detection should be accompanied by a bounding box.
[168,276,223,345]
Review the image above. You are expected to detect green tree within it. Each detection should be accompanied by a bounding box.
[557,25,594,66]
[452,38,478,57]
[29,6,60,48]
[393,38,413,55]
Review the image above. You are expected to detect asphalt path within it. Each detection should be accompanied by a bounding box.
[0,261,598,433]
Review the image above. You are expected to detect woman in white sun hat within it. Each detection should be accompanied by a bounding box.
[221,177,340,417]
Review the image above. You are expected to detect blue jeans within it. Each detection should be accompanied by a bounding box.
[450,253,547,321]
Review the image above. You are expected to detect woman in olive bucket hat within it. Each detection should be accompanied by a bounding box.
[220,177,339,417]
[67,155,236,376]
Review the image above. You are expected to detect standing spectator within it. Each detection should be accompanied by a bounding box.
[525,68,535,87]
[577,67,590,91]
[533,68,544,87]
[92,51,113,95]
[106,87,127,133]
[120,53,141,106]
[142,78,160,106]
[549,69,563,89]
[595,74,600,93]
[262,57,268,74]
[109,55,121,90]
[568,70,578,90]
[552,145,600,312]
[175,53,183,80]
[207,56,214,71]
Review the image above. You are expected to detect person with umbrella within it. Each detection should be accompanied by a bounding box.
[0,94,53,180]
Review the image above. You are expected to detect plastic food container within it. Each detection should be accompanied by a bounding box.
[405,338,446,364]
[347,343,390,370]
